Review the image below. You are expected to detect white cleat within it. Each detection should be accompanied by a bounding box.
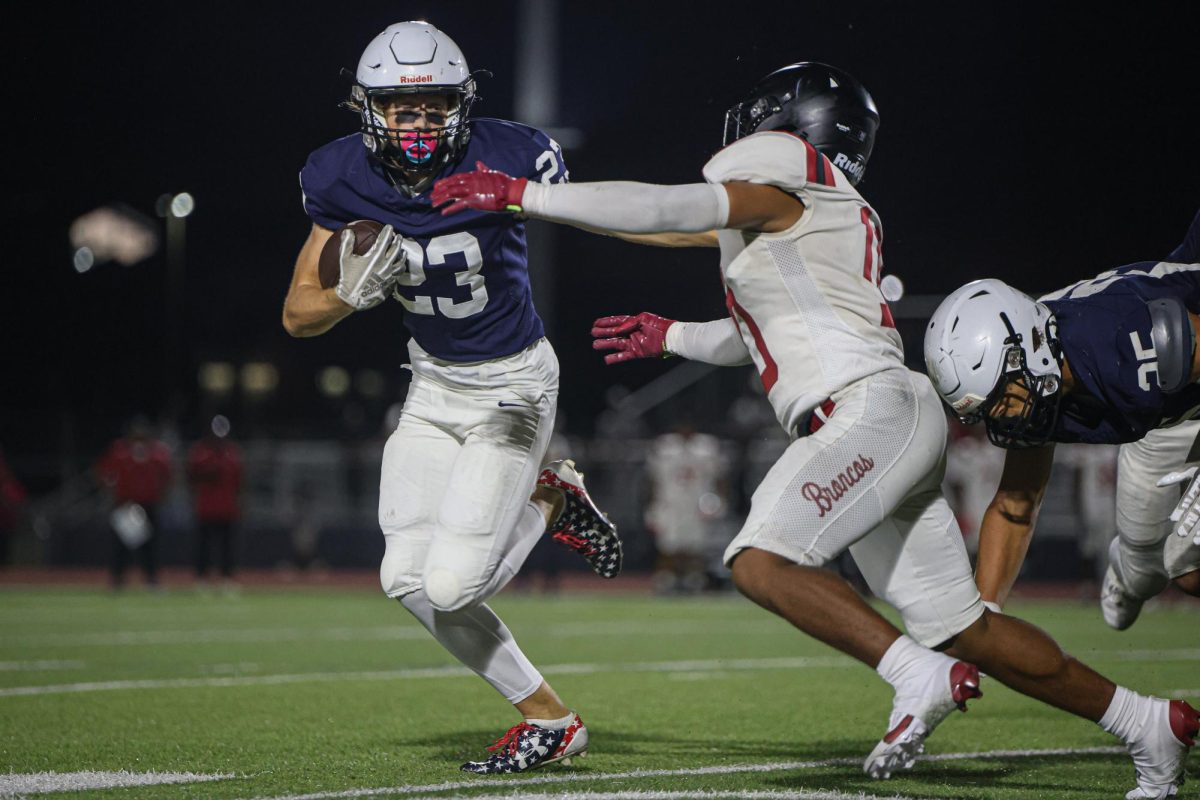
[1102,538,1146,631]
[1124,698,1198,799]
[864,656,982,779]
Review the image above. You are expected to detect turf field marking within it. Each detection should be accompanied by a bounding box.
[2,620,786,648]
[0,660,84,672]
[403,791,928,800]
[242,746,1125,800]
[0,656,850,698]
[1098,648,1200,661]
[0,770,231,796]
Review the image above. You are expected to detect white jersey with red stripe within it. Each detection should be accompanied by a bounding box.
[702,130,905,434]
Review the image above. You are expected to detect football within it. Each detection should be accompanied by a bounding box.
[317,220,385,289]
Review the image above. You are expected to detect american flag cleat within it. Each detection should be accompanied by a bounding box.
[538,459,622,579]
[460,713,589,774]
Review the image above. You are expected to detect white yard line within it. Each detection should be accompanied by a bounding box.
[0,770,231,797]
[242,747,1125,800]
[6,646,1199,698]
[2,620,784,648]
[0,657,850,698]
[402,791,929,800]
[0,660,84,672]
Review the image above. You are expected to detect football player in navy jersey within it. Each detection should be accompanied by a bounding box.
[281,21,621,775]
[925,209,1200,638]
[434,64,1198,796]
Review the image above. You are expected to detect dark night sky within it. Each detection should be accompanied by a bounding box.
[3,2,1198,464]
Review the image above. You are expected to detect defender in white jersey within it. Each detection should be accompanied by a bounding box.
[431,63,1194,796]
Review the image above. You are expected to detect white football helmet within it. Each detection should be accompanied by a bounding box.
[924,279,1063,448]
[346,22,480,193]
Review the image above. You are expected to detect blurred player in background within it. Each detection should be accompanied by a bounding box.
[1055,441,1120,590]
[434,63,1197,796]
[187,415,243,588]
[281,21,621,774]
[942,420,1005,557]
[95,417,172,590]
[925,210,1200,633]
[644,423,726,593]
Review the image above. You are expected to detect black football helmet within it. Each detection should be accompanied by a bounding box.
[723,62,879,186]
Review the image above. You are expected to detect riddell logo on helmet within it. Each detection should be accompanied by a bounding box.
[951,396,979,413]
[832,153,864,178]
[398,75,434,84]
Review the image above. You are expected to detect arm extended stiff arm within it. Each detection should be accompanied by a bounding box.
[521,181,730,234]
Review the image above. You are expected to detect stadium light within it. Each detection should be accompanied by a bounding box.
[242,362,280,395]
[199,362,237,394]
[68,205,160,269]
[317,367,350,398]
[355,369,385,399]
[881,274,905,303]
[170,192,195,218]
[73,247,96,273]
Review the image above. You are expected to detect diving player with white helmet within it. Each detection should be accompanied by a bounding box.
[432,63,1197,796]
[924,212,1200,629]
[282,21,622,774]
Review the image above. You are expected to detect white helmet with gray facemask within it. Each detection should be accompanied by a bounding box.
[924,279,1063,448]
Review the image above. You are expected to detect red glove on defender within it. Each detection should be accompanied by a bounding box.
[591,313,677,364]
[432,161,528,215]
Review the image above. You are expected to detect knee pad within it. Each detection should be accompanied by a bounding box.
[424,567,472,612]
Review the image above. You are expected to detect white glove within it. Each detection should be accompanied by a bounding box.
[335,225,407,310]
[1156,466,1200,546]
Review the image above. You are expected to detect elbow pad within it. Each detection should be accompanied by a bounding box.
[1148,296,1195,393]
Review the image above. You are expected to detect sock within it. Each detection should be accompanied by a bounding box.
[1099,685,1144,743]
[525,711,575,730]
[875,635,932,688]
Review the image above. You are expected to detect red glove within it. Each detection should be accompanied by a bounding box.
[432,161,528,216]
[591,313,676,365]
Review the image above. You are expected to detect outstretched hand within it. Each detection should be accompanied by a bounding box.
[591,312,676,365]
[432,161,528,216]
[1158,466,1200,546]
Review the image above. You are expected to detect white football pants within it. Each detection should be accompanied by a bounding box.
[1115,421,1200,597]
[379,338,559,611]
[725,367,983,647]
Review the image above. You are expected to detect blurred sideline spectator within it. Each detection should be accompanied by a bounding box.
[1056,443,1119,589]
[95,417,172,589]
[942,420,1005,556]
[644,423,728,594]
[187,415,243,587]
[0,447,28,567]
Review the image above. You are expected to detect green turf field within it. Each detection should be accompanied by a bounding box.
[0,586,1195,799]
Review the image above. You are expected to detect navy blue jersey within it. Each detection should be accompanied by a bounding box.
[1040,236,1200,444]
[299,118,568,362]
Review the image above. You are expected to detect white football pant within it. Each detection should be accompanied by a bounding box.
[725,368,983,647]
[379,338,559,610]
[1116,421,1200,597]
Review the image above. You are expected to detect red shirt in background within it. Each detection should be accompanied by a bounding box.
[187,440,243,522]
[96,438,173,506]
[0,451,27,530]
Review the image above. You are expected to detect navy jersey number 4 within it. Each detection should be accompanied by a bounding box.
[299,118,568,362]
